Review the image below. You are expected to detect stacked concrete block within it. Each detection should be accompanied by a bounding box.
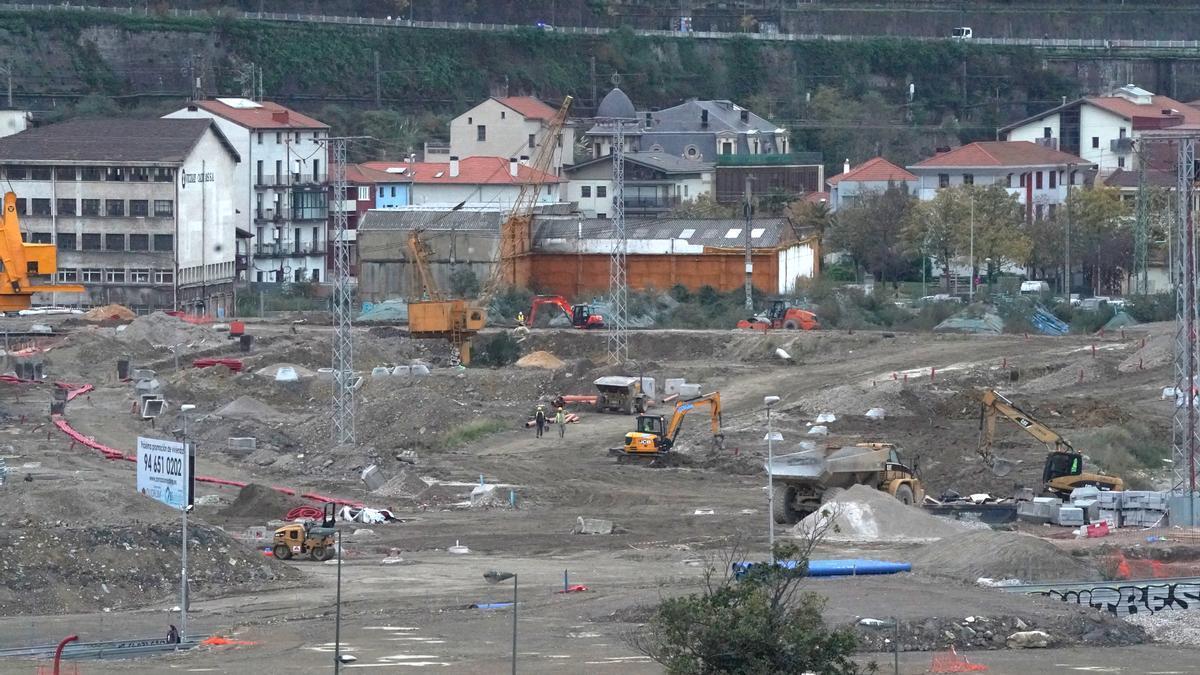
[1054,506,1086,526]
[1123,490,1168,527]
[1097,490,1122,527]
[1017,497,1060,524]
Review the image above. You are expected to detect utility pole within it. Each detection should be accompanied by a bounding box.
[373,50,382,108]
[1065,162,1074,297]
[0,61,12,109]
[743,176,753,311]
[589,56,597,109]
[968,196,975,303]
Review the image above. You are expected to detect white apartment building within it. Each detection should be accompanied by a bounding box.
[165,98,330,283]
[0,118,240,313]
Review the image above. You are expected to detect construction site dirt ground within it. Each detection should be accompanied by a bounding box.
[0,314,1193,673]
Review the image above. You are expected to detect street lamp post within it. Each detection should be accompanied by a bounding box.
[764,395,781,561]
[178,403,195,641]
[1065,163,1074,297]
[334,528,344,673]
[484,570,518,675]
[968,196,975,302]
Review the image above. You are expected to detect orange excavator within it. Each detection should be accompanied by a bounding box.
[0,191,85,312]
[527,295,604,329]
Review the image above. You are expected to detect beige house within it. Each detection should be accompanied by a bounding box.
[448,96,574,179]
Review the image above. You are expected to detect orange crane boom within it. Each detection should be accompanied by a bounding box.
[0,191,85,312]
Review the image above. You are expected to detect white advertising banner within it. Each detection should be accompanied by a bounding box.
[136,437,191,510]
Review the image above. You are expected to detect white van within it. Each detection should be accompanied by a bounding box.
[952,27,974,40]
[1020,280,1050,295]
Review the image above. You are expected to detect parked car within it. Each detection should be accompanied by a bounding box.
[1020,280,1050,295]
[952,26,974,40]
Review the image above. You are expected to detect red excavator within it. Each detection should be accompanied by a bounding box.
[528,295,605,329]
[736,299,819,331]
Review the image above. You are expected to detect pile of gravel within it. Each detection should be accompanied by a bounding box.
[908,529,1101,583]
[793,484,972,543]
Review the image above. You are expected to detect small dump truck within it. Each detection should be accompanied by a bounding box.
[767,442,923,525]
[594,376,653,414]
[272,502,337,561]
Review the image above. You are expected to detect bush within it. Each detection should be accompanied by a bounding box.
[1125,293,1174,323]
[489,287,534,324]
[472,332,521,367]
[449,267,480,297]
[440,418,507,448]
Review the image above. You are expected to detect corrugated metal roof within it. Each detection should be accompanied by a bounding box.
[531,216,791,248]
[358,210,502,232]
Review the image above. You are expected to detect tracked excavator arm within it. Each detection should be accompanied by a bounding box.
[0,191,85,311]
[665,392,723,444]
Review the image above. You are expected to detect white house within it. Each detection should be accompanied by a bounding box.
[165,98,330,283]
[362,156,563,210]
[0,110,30,138]
[1000,84,1200,177]
[565,152,714,219]
[0,118,241,314]
[825,157,917,211]
[907,141,1094,223]
[448,96,574,178]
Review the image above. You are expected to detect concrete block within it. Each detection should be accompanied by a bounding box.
[1053,506,1085,526]
[1169,494,1200,526]
[1098,491,1122,508]
[1098,509,1122,528]
[371,367,392,378]
[573,516,614,535]
[410,364,430,377]
[227,437,256,456]
[134,378,160,393]
[392,365,411,376]
[1017,500,1055,524]
[1070,486,1101,503]
[132,369,156,381]
[1073,499,1100,523]
[361,465,386,491]
[664,378,687,396]
[677,383,702,399]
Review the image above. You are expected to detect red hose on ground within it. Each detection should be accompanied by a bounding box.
[49,386,363,508]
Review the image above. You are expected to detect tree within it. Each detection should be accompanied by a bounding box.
[829,183,916,283]
[672,194,737,219]
[1067,186,1132,294]
[961,184,1031,283]
[905,186,968,291]
[627,517,865,675]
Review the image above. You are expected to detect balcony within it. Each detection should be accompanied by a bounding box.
[255,242,327,257]
[1111,137,1134,153]
[1035,137,1059,150]
[255,174,285,187]
[235,254,248,271]
[254,208,284,223]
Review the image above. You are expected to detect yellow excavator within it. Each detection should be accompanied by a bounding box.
[978,389,1123,496]
[1,191,85,312]
[610,392,723,466]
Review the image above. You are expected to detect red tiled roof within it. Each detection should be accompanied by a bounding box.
[1087,95,1200,126]
[803,191,830,204]
[346,164,409,184]
[826,157,916,186]
[495,96,558,121]
[910,141,1088,169]
[192,99,328,130]
[361,156,562,185]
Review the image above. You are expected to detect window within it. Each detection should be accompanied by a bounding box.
[1035,171,1043,189]
[129,200,149,217]
[57,269,78,283]
[579,185,592,198]
[1019,173,1027,187]
[357,186,370,200]
[130,167,150,182]
[152,168,173,182]
[294,268,303,282]
[256,271,264,282]
[81,234,101,250]
[56,198,76,216]
[105,200,124,217]
[1049,171,1057,189]
[1118,156,1126,168]
[1006,173,1014,188]
[4,165,27,180]
[31,232,51,243]
[294,132,300,143]
[129,234,149,251]
[257,132,263,145]
[1048,204,1057,220]
[528,133,536,149]
[81,268,102,282]
[155,270,174,284]
[105,234,125,251]
[275,160,282,181]
[1043,126,1053,138]
[292,190,328,221]
[13,198,24,215]
[81,199,100,216]
[56,167,76,181]
[256,160,264,184]
[80,167,102,181]
[30,166,52,180]
[105,268,126,283]
[1092,136,1100,149]
[154,200,173,217]
[57,233,76,250]
[477,125,486,141]
[276,132,282,144]
[154,234,174,252]
[721,141,734,155]
[130,268,151,284]
[391,186,397,198]
[938,173,950,188]
[596,185,607,198]
[1119,127,1127,138]
[313,131,320,141]
[31,199,51,216]
[312,159,320,180]
[963,173,974,185]
[1035,204,1044,221]
[106,167,125,182]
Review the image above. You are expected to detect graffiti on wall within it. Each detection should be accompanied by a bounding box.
[1039,581,1200,616]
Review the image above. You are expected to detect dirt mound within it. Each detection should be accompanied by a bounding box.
[82,304,135,322]
[0,521,298,615]
[515,351,566,370]
[116,312,220,349]
[219,483,304,521]
[1119,332,1172,373]
[256,362,317,379]
[215,396,283,420]
[908,529,1101,583]
[794,484,972,542]
[372,469,431,500]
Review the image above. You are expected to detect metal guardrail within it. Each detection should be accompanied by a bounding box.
[0,637,199,661]
[1,3,1200,51]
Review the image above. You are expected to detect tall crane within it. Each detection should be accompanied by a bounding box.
[479,95,573,305]
[0,191,85,312]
